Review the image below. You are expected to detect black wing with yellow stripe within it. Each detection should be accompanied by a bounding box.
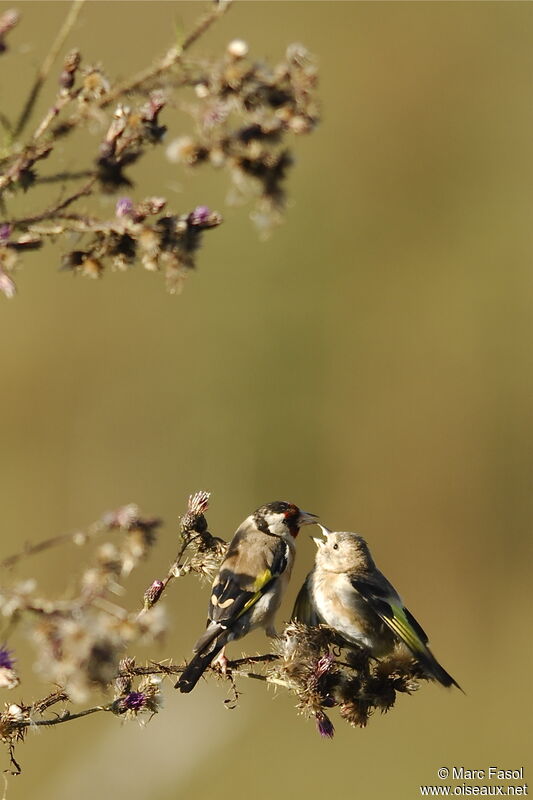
[177,536,291,694]
[351,575,461,690]
[351,576,429,652]
[208,535,289,627]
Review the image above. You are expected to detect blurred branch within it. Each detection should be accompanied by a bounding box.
[34,170,95,184]
[0,489,432,777]
[18,1,232,148]
[0,0,318,296]
[0,111,12,134]
[2,2,232,197]
[7,178,96,227]
[0,504,144,570]
[98,1,232,111]
[139,490,227,616]
[7,654,286,734]
[13,0,86,139]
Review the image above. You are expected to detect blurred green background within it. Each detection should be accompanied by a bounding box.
[1,1,532,798]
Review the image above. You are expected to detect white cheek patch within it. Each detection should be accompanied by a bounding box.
[263,512,285,533]
[264,512,283,525]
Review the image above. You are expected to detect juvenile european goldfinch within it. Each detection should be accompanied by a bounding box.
[293,525,461,690]
[176,501,318,693]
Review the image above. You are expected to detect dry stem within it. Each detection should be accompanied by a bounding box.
[14,0,86,139]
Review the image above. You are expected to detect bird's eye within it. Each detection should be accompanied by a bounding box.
[332,543,339,550]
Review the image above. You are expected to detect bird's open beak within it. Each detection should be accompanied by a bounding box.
[312,523,332,548]
[297,510,319,526]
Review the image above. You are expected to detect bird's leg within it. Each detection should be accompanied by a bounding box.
[212,646,228,674]
[265,625,278,639]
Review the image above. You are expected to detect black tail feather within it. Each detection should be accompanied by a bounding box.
[175,639,225,693]
[421,648,463,692]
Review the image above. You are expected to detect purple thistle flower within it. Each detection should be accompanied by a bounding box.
[0,646,15,670]
[188,490,210,516]
[315,653,335,678]
[123,691,146,711]
[144,579,164,609]
[115,197,134,218]
[188,205,211,226]
[315,710,335,739]
[0,224,11,243]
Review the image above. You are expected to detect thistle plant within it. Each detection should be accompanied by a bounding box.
[0,0,319,295]
[0,490,434,777]
[0,0,435,783]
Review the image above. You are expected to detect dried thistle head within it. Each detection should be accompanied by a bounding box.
[78,64,110,105]
[111,675,162,721]
[0,704,26,745]
[114,656,136,697]
[272,623,424,737]
[339,697,372,729]
[180,491,210,537]
[31,603,166,704]
[166,40,319,233]
[59,198,221,291]
[87,506,162,578]
[0,580,37,621]
[272,623,341,726]
[94,96,166,192]
[59,49,81,93]
[177,491,227,581]
[0,505,167,704]
[182,538,227,583]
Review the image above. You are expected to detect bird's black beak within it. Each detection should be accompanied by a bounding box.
[297,510,319,527]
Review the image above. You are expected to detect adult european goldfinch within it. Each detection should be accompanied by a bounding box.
[293,525,461,689]
[176,501,318,693]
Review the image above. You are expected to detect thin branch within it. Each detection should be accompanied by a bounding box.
[0,2,230,200]
[115,654,278,680]
[135,537,191,623]
[0,533,84,570]
[13,0,86,139]
[137,492,214,618]
[11,654,284,731]
[98,1,232,109]
[56,0,232,141]
[21,706,109,728]
[159,534,199,591]
[32,87,80,142]
[1,507,108,569]
[0,112,12,135]
[7,178,95,228]
[35,170,94,185]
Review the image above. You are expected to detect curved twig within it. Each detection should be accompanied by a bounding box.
[14,0,86,139]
